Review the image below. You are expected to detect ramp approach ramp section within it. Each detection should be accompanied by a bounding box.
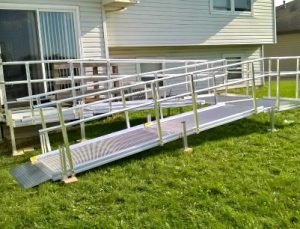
[9,57,300,188]
[0,58,221,155]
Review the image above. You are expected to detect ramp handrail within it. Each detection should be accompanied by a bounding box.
[16,59,224,103]
[33,57,261,109]
[37,59,262,153]
[37,56,300,154]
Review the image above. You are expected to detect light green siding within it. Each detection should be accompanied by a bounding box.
[106,0,275,47]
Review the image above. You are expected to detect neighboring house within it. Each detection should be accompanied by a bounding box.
[265,0,300,71]
[0,0,276,100]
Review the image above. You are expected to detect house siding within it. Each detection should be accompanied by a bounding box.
[0,0,106,58]
[106,0,275,47]
[265,33,300,72]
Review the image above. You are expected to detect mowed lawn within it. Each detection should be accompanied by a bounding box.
[0,81,299,228]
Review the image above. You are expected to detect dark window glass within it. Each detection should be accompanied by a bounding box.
[235,0,251,11]
[213,0,231,11]
[226,57,243,79]
[0,10,42,101]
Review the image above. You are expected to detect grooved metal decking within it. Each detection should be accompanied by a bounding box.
[10,96,300,188]
[10,97,206,127]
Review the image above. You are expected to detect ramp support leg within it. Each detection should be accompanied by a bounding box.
[182,121,193,154]
[276,59,281,109]
[121,89,130,129]
[151,82,163,146]
[269,108,277,133]
[250,63,257,113]
[7,110,23,156]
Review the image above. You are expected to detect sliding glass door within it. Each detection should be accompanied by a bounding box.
[0,8,79,101]
[0,9,42,100]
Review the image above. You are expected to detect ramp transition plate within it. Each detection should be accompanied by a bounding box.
[10,163,52,189]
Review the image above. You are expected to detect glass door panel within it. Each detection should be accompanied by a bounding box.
[0,9,42,101]
[39,11,79,92]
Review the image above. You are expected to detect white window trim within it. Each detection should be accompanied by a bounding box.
[223,54,245,80]
[210,0,254,17]
[0,3,83,60]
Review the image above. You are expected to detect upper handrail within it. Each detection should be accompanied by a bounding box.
[17,59,225,103]
[0,58,207,66]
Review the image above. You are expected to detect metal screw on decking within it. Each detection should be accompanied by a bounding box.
[181,121,193,154]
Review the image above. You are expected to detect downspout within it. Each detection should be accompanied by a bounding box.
[261,44,265,85]
[101,3,113,111]
[101,4,110,59]
[273,0,277,44]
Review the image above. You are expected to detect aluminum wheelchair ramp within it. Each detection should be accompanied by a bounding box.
[11,102,257,188]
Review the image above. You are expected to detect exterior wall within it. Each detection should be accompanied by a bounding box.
[110,45,262,73]
[265,33,300,71]
[110,45,263,95]
[0,0,106,58]
[106,0,275,47]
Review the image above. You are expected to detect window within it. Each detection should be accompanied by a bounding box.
[212,0,252,13]
[140,63,164,86]
[225,57,243,80]
[234,0,251,11]
[212,0,231,11]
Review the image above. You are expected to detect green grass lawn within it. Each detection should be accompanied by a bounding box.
[0,81,300,228]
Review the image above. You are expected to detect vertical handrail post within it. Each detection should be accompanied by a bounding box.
[296,58,299,99]
[185,62,189,93]
[57,103,75,177]
[37,97,51,152]
[151,82,163,146]
[79,62,86,95]
[224,59,229,95]
[251,63,257,113]
[189,74,200,133]
[79,100,86,141]
[246,63,250,96]
[69,61,76,107]
[121,89,130,129]
[276,59,281,109]
[25,63,35,123]
[206,63,211,94]
[261,58,265,86]
[0,46,8,118]
[106,60,113,112]
[144,84,148,101]
[268,59,272,97]
[155,73,164,119]
[212,71,218,104]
